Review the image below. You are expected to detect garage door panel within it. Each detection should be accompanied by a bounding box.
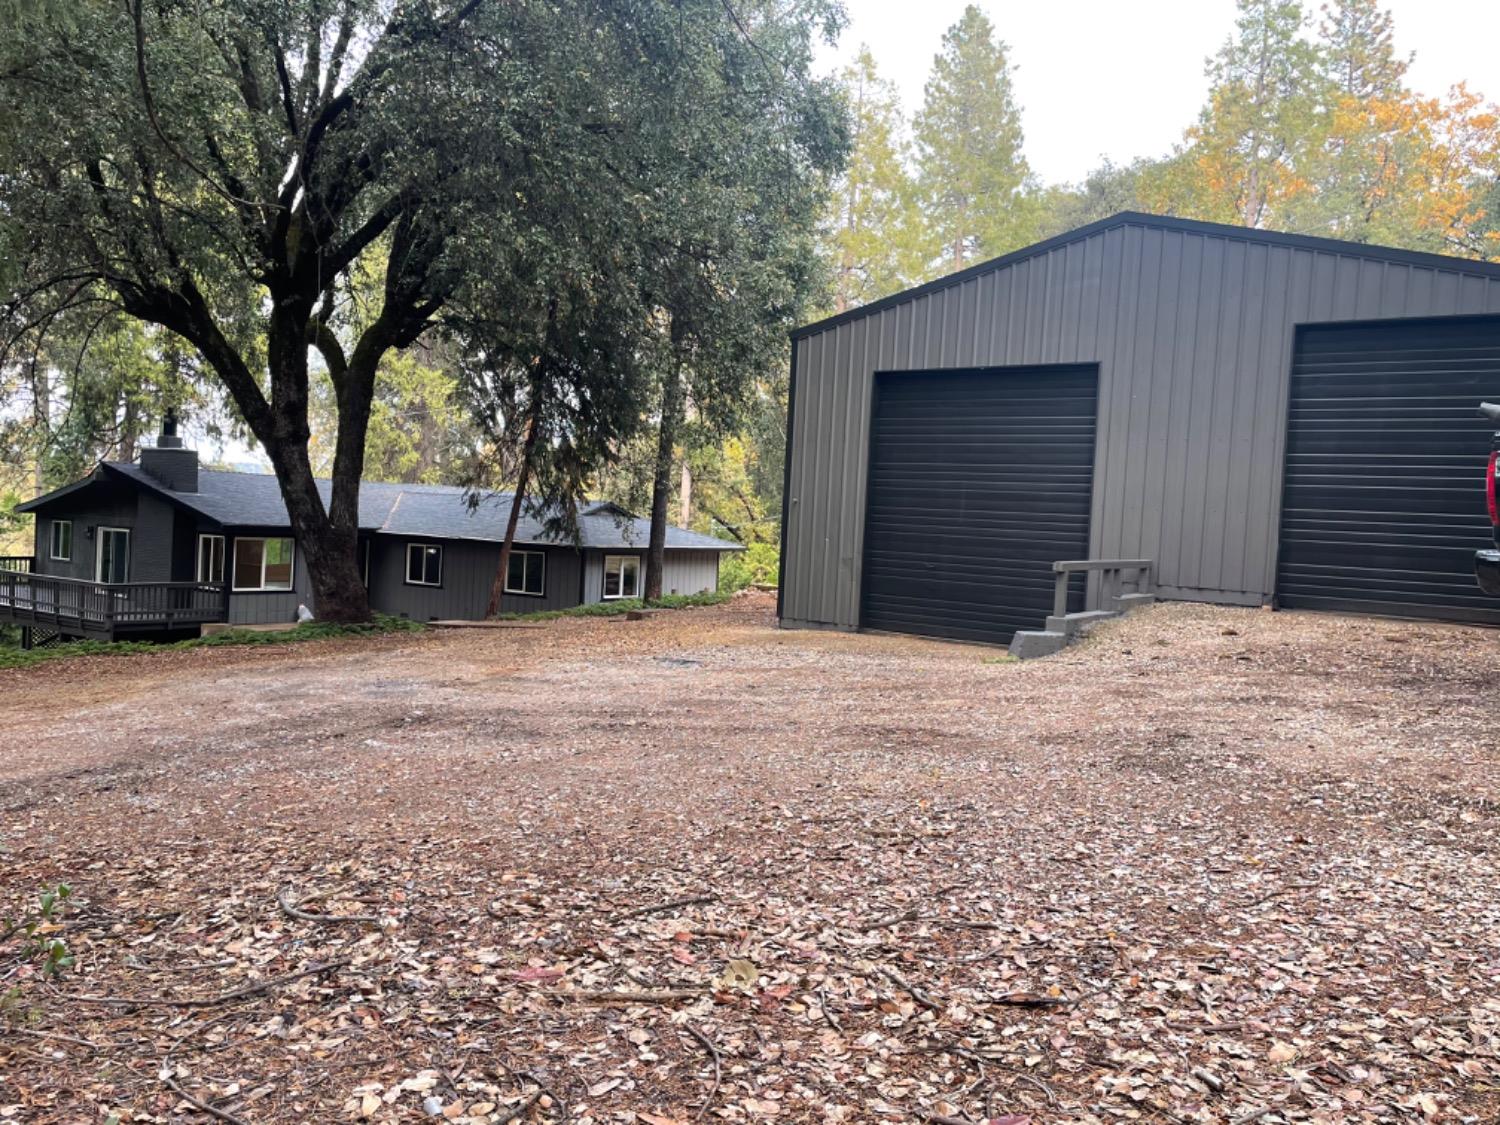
[861,365,1098,645]
[1277,316,1500,624]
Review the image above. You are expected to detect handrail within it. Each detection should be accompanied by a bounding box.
[0,569,227,632]
[0,555,35,573]
[1051,558,1155,619]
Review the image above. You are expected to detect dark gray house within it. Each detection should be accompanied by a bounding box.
[1,432,738,642]
[781,212,1500,646]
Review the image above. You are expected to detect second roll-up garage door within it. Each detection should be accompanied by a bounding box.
[859,365,1098,645]
[1277,315,1500,624]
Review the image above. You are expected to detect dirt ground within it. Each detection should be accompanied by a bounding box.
[1,591,1497,1125]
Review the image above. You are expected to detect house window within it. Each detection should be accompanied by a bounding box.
[504,550,545,596]
[405,542,442,587]
[233,537,294,591]
[49,520,72,561]
[603,554,640,600]
[197,534,225,583]
[96,527,130,584]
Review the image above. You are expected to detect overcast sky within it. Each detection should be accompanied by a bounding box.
[818,0,1500,186]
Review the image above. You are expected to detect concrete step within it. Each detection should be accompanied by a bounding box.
[1044,609,1120,636]
[1008,629,1069,659]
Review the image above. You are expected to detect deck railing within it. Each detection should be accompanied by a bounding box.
[0,570,227,635]
[0,555,35,574]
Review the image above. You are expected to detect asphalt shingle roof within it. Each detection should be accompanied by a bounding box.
[99,463,739,551]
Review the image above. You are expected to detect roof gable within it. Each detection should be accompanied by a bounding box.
[793,211,1500,341]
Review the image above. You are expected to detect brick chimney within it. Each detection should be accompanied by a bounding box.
[139,407,199,492]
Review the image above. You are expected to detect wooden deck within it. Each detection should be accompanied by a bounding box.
[0,557,227,641]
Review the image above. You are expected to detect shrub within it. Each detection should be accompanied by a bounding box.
[718,541,779,592]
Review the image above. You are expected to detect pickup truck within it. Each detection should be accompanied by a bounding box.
[1479,402,1500,596]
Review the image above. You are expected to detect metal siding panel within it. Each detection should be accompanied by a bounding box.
[1242,245,1294,595]
[1199,238,1247,586]
[1221,241,1270,592]
[1120,227,1166,559]
[1100,225,1144,564]
[1138,230,1183,568]
[1156,232,1204,586]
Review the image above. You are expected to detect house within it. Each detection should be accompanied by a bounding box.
[780,211,1500,647]
[1,426,740,644]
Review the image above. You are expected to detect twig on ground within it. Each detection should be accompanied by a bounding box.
[494,1087,543,1125]
[610,894,717,921]
[683,1024,722,1120]
[878,965,943,1013]
[70,958,350,1009]
[161,1072,251,1125]
[4,1027,102,1049]
[1230,1108,1273,1125]
[571,988,705,1004]
[277,888,379,925]
[816,985,842,1031]
[859,905,918,931]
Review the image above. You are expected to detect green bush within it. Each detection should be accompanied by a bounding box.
[718,541,779,592]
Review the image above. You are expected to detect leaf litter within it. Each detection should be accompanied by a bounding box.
[0,592,1497,1123]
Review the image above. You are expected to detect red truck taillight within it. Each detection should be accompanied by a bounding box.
[1489,451,1499,527]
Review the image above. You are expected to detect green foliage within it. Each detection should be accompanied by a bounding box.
[2,884,74,977]
[718,542,780,592]
[0,615,423,671]
[913,5,1038,270]
[495,590,732,622]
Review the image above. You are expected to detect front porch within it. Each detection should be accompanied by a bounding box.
[0,557,227,643]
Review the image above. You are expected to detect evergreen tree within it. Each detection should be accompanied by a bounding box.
[912,6,1036,271]
[826,47,922,311]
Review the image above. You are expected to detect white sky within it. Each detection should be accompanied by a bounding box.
[820,0,1500,185]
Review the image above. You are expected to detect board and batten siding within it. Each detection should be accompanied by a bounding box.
[580,549,721,603]
[368,538,583,620]
[782,218,1500,630]
[226,527,314,625]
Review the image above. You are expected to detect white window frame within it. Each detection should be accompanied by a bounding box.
[602,554,641,600]
[49,519,72,562]
[232,536,295,592]
[504,549,546,597]
[196,533,225,584]
[95,526,130,584]
[405,542,443,587]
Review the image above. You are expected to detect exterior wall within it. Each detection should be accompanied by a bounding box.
[32,485,158,583]
[783,219,1500,629]
[367,537,584,620]
[580,549,721,603]
[225,526,313,625]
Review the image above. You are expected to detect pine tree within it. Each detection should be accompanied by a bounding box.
[912,6,1035,271]
[826,47,922,312]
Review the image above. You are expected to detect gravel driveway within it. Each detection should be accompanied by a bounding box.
[1,592,1497,1124]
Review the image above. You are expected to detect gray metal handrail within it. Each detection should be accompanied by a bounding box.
[0,555,35,573]
[1051,558,1155,618]
[0,570,227,630]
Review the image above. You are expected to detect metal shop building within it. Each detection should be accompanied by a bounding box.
[778,212,1500,645]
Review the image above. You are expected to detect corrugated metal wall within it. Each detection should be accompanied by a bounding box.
[782,217,1500,630]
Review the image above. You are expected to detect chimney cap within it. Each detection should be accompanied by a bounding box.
[157,406,184,449]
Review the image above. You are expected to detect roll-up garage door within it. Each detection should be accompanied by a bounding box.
[859,365,1098,645]
[1277,315,1500,624]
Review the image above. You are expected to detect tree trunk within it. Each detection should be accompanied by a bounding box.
[118,394,139,462]
[33,363,49,492]
[679,460,692,528]
[643,361,685,604]
[485,372,545,618]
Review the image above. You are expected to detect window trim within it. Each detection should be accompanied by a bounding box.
[404,542,444,588]
[49,519,72,562]
[231,536,296,593]
[196,533,225,584]
[602,553,641,600]
[503,549,547,597]
[95,526,130,584]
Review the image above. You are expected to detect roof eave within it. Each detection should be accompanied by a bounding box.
[791,210,1500,342]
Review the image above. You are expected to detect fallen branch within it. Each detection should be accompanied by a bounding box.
[858,906,917,931]
[571,988,705,1004]
[277,888,379,925]
[5,1027,101,1049]
[161,1072,251,1125]
[683,1024,722,1120]
[494,1087,543,1125]
[610,894,717,922]
[70,958,350,1009]
[878,966,943,1013]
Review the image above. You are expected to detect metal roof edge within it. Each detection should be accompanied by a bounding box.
[791,211,1500,342]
